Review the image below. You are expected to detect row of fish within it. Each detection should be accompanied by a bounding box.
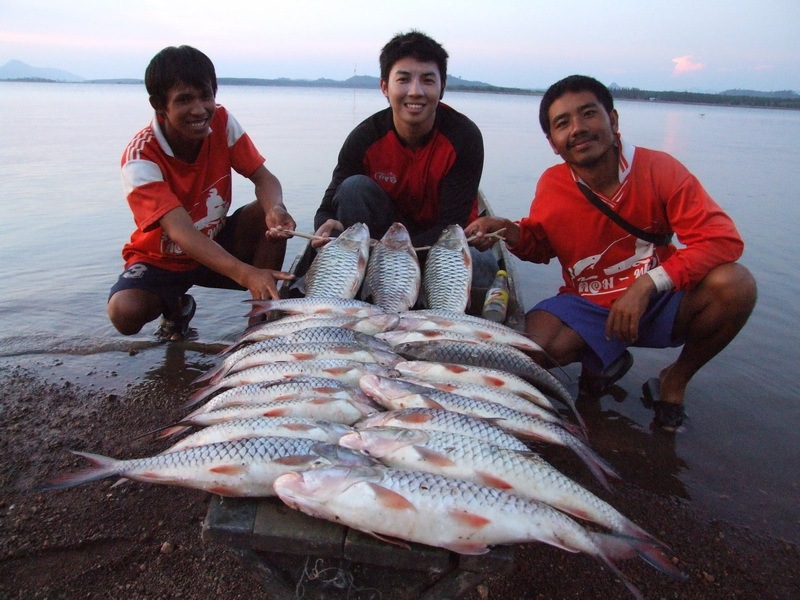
[299,221,472,313]
[40,294,685,599]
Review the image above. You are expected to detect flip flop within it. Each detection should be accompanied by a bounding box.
[578,349,634,397]
[155,294,196,342]
[641,377,686,432]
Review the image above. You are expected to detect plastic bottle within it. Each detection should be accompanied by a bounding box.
[481,269,509,323]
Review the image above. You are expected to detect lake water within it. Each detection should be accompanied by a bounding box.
[1,82,798,543]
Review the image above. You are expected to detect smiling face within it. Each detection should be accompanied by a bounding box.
[151,81,216,161]
[380,57,443,145]
[546,90,619,170]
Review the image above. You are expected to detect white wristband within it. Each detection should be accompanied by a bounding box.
[646,266,674,293]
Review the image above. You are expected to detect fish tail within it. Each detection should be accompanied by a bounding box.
[563,433,621,491]
[593,532,688,583]
[191,364,225,385]
[183,383,220,408]
[36,450,120,491]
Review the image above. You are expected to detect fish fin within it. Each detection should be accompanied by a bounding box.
[290,352,316,360]
[475,471,514,490]
[208,485,241,496]
[208,464,248,475]
[564,435,621,491]
[262,408,290,417]
[366,531,411,549]
[183,384,220,408]
[35,450,119,491]
[273,454,319,466]
[442,542,491,555]
[282,423,318,432]
[395,412,433,424]
[412,446,456,467]
[368,482,417,511]
[155,424,191,440]
[449,510,491,529]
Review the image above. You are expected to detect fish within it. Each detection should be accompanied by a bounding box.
[362,222,421,312]
[187,359,401,408]
[184,377,374,419]
[392,340,584,434]
[339,426,660,544]
[197,331,396,385]
[168,396,378,434]
[164,417,354,452]
[422,225,472,312]
[274,465,685,599]
[395,360,559,410]
[244,297,386,320]
[226,313,400,350]
[392,375,579,436]
[40,437,372,497]
[355,408,531,452]
[305,222,371,299]
[394,311,544,354]
[197,342,401,385]
[358,374,616,489]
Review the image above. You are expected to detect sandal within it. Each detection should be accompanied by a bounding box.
[642,378,686,432]
[578,350,634,398]
[155,294,196,342]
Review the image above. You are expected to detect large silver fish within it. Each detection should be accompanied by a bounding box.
[187,359,399,407]
[422,225,472,311]
[358,374,615,489]
[244,297,386,320]
[355,408,531,452]
[41,437,372,497]
[362,222,421,312]
[164,417,354,452]
[305,222,371,298]
[340,426,660,544]
[274,466,684,599]
[392,339,584,434]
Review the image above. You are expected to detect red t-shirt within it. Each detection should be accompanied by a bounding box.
[511,140,744,307]
[120,106,265,271]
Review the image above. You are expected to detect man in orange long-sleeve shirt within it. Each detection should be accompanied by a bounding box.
[467,75,757,431]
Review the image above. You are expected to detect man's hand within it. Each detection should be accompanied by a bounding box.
[265,206,296,239]
[244,267,295,301]
[311,219,344,248]
[605,274,657,343]
[464,216,518,251]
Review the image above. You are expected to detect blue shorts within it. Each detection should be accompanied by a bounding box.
[108,206,247,313]
[531,291,686,372]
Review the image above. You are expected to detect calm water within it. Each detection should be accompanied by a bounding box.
[1,82,798,542]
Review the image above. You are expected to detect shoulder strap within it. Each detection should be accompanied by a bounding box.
[576,182,673,247]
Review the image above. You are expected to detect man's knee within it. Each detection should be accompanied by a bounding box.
[701,263,757,314]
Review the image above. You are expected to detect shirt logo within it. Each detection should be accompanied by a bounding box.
[123,264,148,279]
[374,171,398,184]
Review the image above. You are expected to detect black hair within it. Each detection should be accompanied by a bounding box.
[379,30,448,93]
[538,75,614,135]
[145,45,217,109]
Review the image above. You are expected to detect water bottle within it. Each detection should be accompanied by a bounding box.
[482,269,509,322]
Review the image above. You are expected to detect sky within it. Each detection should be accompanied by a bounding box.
[1,0,799,93]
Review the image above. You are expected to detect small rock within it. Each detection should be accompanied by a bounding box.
[160,542,174,555]
[477,584,489,599]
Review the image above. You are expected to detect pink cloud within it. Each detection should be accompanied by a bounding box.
[672,55,704,75]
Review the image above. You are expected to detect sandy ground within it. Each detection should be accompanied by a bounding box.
[1,355,798,600]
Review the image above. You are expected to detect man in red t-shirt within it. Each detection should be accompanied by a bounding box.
[108,46,296,341]
[467,75,757,431]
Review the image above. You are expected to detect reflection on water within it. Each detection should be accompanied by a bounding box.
[1,83,799,544]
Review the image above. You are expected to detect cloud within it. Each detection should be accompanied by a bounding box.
[672,55,704,75]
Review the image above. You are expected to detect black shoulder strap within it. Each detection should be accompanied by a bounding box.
[576,182,673,247]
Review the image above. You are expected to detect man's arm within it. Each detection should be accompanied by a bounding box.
[249,164,296,237]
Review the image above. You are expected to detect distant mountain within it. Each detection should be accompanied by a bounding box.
[217,74,510,92]
[0,59,83,82]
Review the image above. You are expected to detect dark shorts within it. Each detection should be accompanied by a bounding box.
[108,206,247,312]
[531,291,686,371]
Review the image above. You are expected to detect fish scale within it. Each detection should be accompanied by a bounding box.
[363,222,421,312]
[422,224,472,311]
[305,222,371,298]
